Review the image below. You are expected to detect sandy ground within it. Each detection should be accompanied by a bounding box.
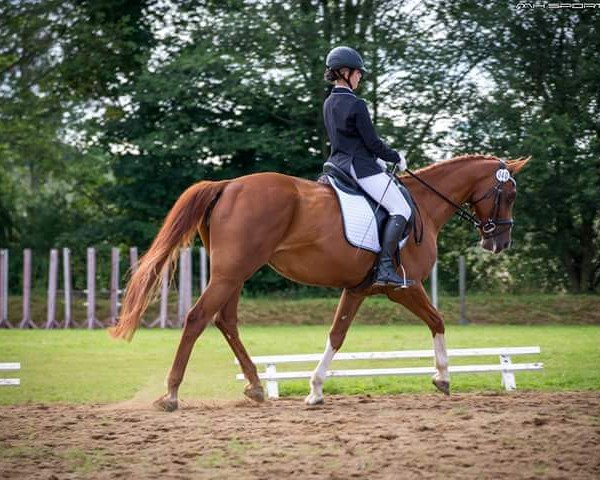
[1,392,599,479]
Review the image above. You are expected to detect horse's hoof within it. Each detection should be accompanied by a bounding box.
[304,394,324,406]
[244,385,265,403]
[153,395,178,412]
[432,379,450,396]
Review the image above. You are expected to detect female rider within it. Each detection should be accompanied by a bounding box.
[323,46,413,288]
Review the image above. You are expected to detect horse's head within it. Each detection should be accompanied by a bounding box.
[469,157,530,254]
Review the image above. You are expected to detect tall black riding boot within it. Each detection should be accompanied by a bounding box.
[373,215,415,288]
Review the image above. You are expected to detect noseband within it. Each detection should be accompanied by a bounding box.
[405,160,515,239]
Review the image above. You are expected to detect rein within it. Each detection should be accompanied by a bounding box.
[404,161,515,239]
[404,168,481,228]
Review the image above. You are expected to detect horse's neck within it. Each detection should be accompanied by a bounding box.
[412,161,488,234]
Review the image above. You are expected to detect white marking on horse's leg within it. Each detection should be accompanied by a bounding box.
[432,333,449,382]
[305,338,336,405]
[165,376,178,402]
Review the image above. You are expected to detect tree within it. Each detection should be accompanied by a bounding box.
[0,0,154,249]
[99,1,421,244]
[106,0,590,294]
[427,2,600,292]
[0,0,155,291]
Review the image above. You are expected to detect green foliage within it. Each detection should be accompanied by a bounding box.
[0,1,152,286]
[429,1,600,292]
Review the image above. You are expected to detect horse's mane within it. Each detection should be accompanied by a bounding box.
[411,154,503,176]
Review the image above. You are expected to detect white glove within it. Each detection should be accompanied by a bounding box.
[376,158,388,171]
[397,151,408,172]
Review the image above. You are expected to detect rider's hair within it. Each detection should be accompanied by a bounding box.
[324,67,351,83]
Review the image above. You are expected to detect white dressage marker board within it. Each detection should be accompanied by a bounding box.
[235,347,543,399]
[0,362,20,386]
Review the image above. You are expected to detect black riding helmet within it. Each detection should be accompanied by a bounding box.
[325,46,367,75]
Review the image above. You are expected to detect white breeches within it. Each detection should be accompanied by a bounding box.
[350,165,412,218]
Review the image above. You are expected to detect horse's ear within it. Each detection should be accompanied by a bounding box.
[507,156,531,175]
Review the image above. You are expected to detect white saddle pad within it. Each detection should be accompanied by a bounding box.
[329,177,381,253]
[329,177,409,254]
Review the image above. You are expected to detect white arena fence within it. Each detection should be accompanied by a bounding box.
[0,363,21,386]
[235,346,543,399]
[0,246,209,329]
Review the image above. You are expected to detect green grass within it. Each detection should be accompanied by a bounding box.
[0,324,598,405]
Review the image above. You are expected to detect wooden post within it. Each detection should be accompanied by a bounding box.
[132,246,154,327]
[431,260,438,310]
[63,248,72,328]
[500,354,517,391]
[265,364,279,399]
[160,269,169,328]
[20,249,34,328]
[86,247,100,329]
[178,248,192,326]
[144,266,169,329]
[0,249,10,328]
[185,247,192,314]
[110,247,120,326]
[129,247,138,273]
[199,246,208,294]
[177,251,183,325]
[45,249,59,329]
[1,249,7,326]
[459,255,468,325]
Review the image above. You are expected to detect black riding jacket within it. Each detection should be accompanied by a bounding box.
[323,87,400,178]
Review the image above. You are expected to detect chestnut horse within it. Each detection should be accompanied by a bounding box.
[109,154,529,411]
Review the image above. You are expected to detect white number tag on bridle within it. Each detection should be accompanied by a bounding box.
[496,169,510,182]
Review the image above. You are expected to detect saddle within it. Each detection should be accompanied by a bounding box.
[318,162,416,254]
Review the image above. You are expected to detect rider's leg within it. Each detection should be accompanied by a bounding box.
[350,166,414,287]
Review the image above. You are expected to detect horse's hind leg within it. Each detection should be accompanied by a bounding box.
[386,284,449,395]
[214,288,264,403]
[305,289,366,405]
[154,279,242,412]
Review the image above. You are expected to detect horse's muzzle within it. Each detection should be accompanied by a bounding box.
[481,233,512,254]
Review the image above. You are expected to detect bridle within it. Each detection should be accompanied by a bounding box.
[405,160,516,240]
[468,162,516,238]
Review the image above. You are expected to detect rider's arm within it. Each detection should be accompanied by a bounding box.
[353,100,401,164]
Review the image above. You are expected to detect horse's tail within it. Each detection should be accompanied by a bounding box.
[108,180,229,342]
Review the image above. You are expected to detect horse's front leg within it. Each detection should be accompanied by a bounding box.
[386,284,450,394]
[305,289,366,405]
[305,338,336,405]
[432,329,449,393]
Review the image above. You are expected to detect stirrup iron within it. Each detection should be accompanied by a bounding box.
[395,264,415,289]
